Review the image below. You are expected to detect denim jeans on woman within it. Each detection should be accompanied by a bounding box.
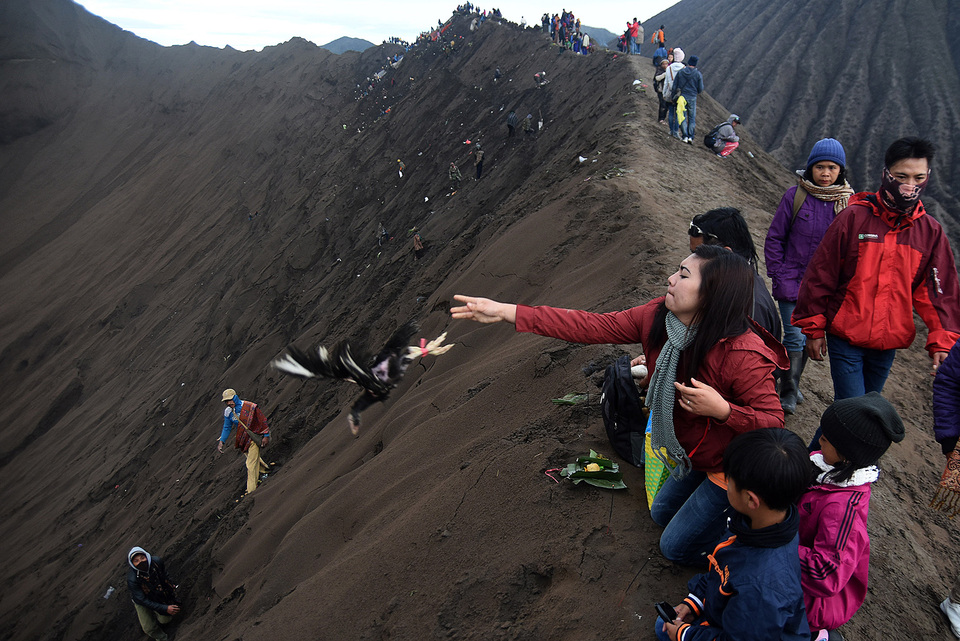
[650,470,733,565]
[777,300,806,352]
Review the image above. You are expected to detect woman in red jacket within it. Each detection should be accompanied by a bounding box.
[452,244,787,564]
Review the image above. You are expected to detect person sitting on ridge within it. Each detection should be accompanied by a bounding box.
[712,114,741,157]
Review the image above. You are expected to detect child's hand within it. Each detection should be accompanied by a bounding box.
[674,378,732,421]
[663,618,682,637]
[661,603,694,637]
[675,602,694,622]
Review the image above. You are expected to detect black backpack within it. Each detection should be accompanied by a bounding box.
[703,122,726,149]
[600,355,648,467]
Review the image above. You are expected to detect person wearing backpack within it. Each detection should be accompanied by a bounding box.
[763,139,853,415]
[653,59,671,125]
[671,55,703,144]
[662,47,685,139]
[651,25,665,47]
[709,114,741,157]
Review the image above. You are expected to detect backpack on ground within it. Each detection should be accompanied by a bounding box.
[600,355,648,467]
[702,122,726,149]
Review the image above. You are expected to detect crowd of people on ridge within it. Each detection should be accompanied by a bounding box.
[539,10,594,55]
[118,9,960,641]
[451,135,960,641]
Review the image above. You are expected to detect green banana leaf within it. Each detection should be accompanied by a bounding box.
[551,392,589,405]
[558,449,627,490]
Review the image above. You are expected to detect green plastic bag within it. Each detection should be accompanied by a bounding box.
[559,450,627,490]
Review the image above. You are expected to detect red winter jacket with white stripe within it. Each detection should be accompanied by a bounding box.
[793,192,960,356]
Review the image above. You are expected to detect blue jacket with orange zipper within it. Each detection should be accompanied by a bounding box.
[670,507,809,641]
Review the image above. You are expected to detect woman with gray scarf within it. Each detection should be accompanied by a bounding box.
[452,244,787,565]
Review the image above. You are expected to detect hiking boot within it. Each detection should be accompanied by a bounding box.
[780,350,803,415]
[941,598,960,638]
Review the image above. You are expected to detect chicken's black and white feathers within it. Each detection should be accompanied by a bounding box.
[271,321,425,432]
[274,321,419,392]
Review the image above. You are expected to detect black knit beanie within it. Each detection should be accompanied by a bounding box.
[820,392,905,468]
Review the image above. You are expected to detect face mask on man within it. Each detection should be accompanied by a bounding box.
[879,167,929,214]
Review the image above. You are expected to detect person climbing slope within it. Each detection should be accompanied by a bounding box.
[217,388,271,495]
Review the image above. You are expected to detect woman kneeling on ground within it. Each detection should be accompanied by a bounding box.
[452,243,788,565]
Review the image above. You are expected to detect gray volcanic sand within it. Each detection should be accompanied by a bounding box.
[0,2,957,639]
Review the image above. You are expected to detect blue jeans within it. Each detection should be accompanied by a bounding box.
[827,333,896,400]
[650,470,732,565]
[778,300,805,352]
[680,98,697,139]
[654,617,671,641]
[808,334,896,450]
[668,103,679,136]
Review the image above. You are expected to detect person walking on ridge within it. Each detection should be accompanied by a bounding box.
[671,55,703,144]
[763,138,854,414]
[794,137,960,445]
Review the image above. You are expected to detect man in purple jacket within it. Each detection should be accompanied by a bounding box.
[932,342,960,637]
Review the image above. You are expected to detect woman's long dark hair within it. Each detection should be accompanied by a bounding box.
[647,244,754,380]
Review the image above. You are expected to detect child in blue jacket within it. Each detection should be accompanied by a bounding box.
[656,428,812,641]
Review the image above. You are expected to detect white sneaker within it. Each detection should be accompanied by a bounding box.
[941,598,960,638]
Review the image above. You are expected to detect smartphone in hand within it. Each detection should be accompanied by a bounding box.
[655,601,678,623]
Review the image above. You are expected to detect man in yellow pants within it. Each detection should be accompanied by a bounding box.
[217,388,271,494]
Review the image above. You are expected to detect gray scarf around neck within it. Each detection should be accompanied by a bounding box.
[645,311,697,479]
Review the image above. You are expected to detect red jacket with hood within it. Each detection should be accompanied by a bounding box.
[515,298,787,473]
[793,192,960,356]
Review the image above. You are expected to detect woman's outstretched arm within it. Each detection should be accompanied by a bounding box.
[451,295,518,325]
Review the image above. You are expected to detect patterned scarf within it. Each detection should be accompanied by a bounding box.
[795,170,854,214]
[646,311,697,479]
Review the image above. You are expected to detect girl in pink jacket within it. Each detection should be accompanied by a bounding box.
[800,392,904,639]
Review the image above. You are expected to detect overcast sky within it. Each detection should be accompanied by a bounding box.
[76,1,678,51]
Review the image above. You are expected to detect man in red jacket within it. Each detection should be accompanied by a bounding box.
[794,138,960,408]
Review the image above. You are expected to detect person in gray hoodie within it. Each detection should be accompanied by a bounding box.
[127,547,180,640]
[712,114,741,157]
[671,55,704,143]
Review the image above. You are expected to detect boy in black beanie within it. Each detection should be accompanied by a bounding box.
[800,391,905,640]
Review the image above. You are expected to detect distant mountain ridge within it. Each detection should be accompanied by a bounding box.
[320,36,375,54]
